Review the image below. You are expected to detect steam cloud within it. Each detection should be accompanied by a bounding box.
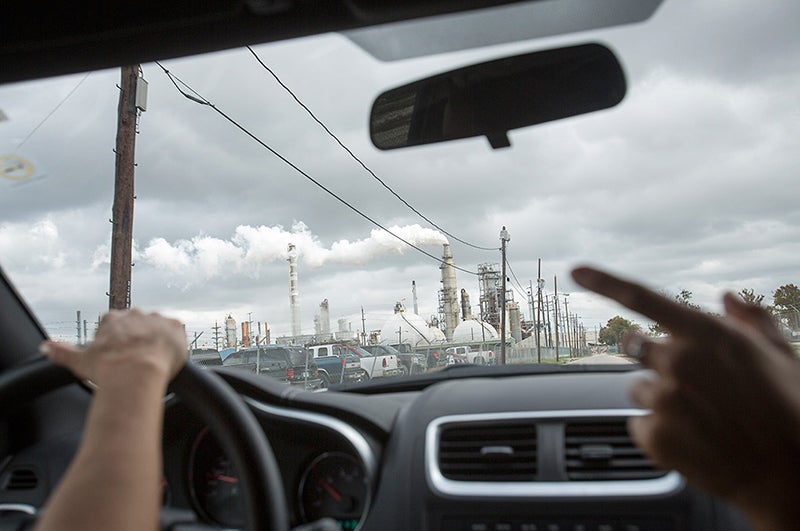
[133,222,447,280]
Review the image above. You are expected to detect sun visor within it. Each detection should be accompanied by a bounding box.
[344,0,663,61]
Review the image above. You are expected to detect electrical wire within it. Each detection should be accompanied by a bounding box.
[16,72,91,149]
[246,46,499,253]
[154,62,479,276]
[505,258,529,299]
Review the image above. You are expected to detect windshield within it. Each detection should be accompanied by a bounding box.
[1,0,798,383]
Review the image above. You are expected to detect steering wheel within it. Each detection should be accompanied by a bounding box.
[0,357,289,531]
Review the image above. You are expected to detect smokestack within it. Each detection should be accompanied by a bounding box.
[509,302,522,342]
[320,299,330,336]
[439,243,459,341]
[288,243,301,336]
[412,280,419,315]
[460,288,473,320]
[225,314,237,348]
[241,321,251,347]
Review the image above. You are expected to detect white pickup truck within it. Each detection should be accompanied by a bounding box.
[308,343,402,379]
[444,345,495,365]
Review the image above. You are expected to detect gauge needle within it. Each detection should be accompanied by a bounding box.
[206,472,239,484]
[318,479,343,502]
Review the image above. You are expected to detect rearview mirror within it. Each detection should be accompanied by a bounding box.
[370,43,626,150]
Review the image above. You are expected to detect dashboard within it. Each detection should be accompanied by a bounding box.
[155,367,752,531]
[0,364,753,531]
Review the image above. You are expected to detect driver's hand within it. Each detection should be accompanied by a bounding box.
[571,266,800,530]
[40,309,188,385]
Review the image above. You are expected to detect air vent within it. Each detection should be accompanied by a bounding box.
[439,422,536,481]
[565,420,665,481]
[3,468,38,490]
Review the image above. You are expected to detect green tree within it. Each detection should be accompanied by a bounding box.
[773,284,800,329]
[649,289,700,335]
[598,316,640,347]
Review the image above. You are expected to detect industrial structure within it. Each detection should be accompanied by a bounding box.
[437,243,460,341]
[288,243,301,337]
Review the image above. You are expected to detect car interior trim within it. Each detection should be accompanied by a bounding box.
[243,396,377,528]
[425,408,685,498]
[0,503,37,516]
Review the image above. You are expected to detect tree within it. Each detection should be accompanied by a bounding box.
[649,289,700,335]
[738,288,765,306]
[774,284,800,330]
[598,315,640,347]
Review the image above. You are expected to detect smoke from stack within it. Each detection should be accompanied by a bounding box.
[135,222,448,282]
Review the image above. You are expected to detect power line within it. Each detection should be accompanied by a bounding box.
[505,258,530,302]
[154,62,478,276]
[17,72,91,149]
[246,46,498,253]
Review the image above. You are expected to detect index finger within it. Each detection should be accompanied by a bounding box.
[571,266,712,336]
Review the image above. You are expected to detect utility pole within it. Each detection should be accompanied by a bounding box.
[564,296,572,358]
[499,227,510,365]
[554,275,559,362]
[76,310,82,345]
[536,259,544,363]
[212,321,222,350]
[109,65,144,310]
[361,306,367,345]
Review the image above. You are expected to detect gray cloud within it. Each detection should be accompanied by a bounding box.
[1,0,798,342]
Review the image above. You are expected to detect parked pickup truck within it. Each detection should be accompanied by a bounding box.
[312,349,368,387]
[221,345,323,390]
[309,343,402,379]
[444,345,495,365]
[365,344,426,375]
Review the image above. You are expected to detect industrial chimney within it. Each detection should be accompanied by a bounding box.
[224,314,237,348]
[288,243,301,337]
[439,243,459,341]
[320,299,331,337]
[460,288,473,320]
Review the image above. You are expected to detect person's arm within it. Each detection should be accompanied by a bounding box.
[34,309,186,531]
[572,266,800,531]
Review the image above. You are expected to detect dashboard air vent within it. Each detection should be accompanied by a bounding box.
[3,468,38,490]
[565,420,665,481]
[439,422,536,481]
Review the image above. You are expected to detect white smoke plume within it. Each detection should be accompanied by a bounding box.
[135,222,448,280]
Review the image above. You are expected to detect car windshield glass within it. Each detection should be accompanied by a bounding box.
[0,0,798,383]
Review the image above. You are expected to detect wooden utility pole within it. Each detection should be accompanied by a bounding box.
[109,65,141,310]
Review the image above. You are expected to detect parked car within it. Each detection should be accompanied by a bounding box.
[189,348,222,367]
[222,345,322,390]
[311,343,402,379]
[307,344,368,386]
[366,344,426,375]
[444,345,495,365]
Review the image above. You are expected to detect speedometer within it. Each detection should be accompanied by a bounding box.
[188,428,245,528]
[299,452,368,530]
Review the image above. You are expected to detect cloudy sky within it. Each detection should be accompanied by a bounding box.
[1,0,798,344]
